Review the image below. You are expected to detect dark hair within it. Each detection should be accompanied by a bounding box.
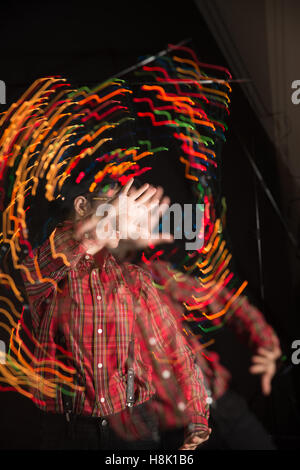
[27,175,120,249]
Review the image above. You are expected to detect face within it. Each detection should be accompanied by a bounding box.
[73,183,122,252]
[91,184,121,249]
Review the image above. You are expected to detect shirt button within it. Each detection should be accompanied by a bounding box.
[85,255,90,260]
[100,397,105,403]
[97,363,103,369]
[97,295,102,300]
[97,328,103,334]
[101,419,108,426]
[177,402,186,411]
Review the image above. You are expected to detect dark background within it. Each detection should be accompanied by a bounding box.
[0,0,299,449]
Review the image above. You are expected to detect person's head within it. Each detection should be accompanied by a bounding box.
[72,182,121,222]
[71,177,146,221]
[67,180,122,252]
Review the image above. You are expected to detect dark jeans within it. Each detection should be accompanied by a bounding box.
[198,389,276,450]
[39,390,275,450]
[158,390,276,451]
[39,402,160,451]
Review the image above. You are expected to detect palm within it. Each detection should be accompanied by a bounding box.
[249,346,282,395]
[122,185,173,248]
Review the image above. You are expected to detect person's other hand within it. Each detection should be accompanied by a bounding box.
[178,429,211,451]
[249,346,282,395]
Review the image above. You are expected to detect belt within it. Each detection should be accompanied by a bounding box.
[41,398,159,442]
[41,398,154,424]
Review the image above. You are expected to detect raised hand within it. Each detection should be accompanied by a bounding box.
[249,346,282,395]
[178,429,211,451]
[72,178,171,255]
[120,184,174,250]
[72,178,135,253]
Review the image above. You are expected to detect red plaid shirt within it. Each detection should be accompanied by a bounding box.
[142,260,280,401]
[21,221,209,433]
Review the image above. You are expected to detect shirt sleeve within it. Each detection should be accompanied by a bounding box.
[143,259,205,303]
[220,295,280,352]
[20,222,85,330]
[134,267,210,435]
[146,260,280,353]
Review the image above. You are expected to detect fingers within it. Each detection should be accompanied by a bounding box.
[75,180,172,247]
[148,197,160,210]
[261,373,272,396]
[250,350,277,395]
[257,347,274,359]
[149,195,171,230]
[127,182,170,211]
[134,186,157,205]
[249,364,268,374]
[143,185,163,206]
[128,182,151,201]
[178,440,206,451]
[179,429,211,450]
[186,430,212,444]
[154,185,164,202]
[251,355,270,365]
[179,445,197,451]
[161,195,171,207]
[120,177,135,196]
[130,184,163,202]
[157,196,171,217]
[148,188,169,208]
[257,347,280,360]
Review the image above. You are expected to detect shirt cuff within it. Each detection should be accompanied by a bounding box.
[184,415,209,439]
[184,425,210,441]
